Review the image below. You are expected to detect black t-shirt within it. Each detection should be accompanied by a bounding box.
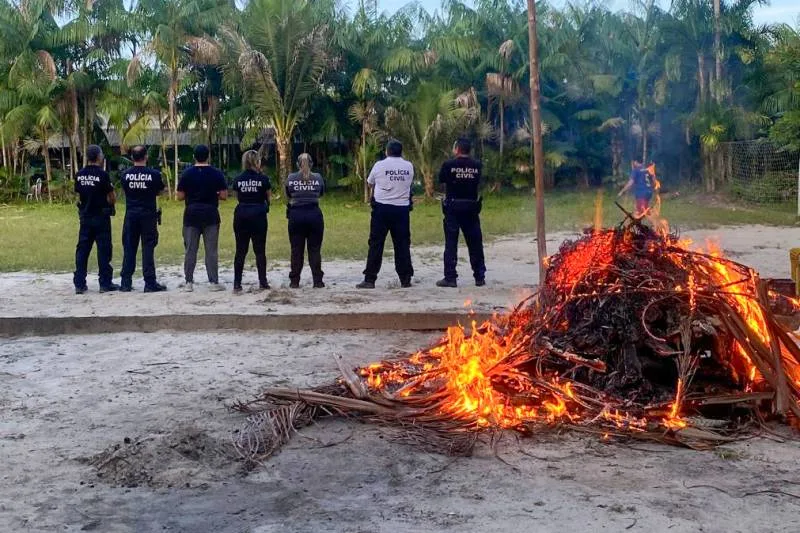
[177,165,227,227]
[439,157,482,200]
[75,165,113,216]
[234,170,271,208]
[121,166,165,213]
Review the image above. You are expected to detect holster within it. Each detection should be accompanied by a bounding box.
[443,196,482,215]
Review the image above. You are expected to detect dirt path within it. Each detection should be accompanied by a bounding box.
[1,225,795,319]
[2,331,800,532]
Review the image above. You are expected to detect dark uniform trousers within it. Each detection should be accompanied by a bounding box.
[287,205,324,284]
[363,202,414,283]
[443,199,486,281]
[234,205,268,287]
[121,209,159,288]
[74,214,113,289]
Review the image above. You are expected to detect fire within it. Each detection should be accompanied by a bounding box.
[344,218,800,447]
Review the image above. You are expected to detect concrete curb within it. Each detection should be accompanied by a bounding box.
[0,312,494,338]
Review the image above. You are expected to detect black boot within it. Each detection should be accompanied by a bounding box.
[99,283,120,293]
[144,282,167,293]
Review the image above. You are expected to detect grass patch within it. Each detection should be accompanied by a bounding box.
[0,189,796,272]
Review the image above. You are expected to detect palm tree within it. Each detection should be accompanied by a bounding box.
[5,79,64,204]
[384,82,477,197]
[225,0,333,183]
[137,0,228,184]
[340,0,416,201]
[763,24,800,150]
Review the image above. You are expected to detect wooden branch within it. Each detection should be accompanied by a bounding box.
[758,280,790,416]
[260,387,421,417]
[542,341,607,372]
[333,353,369,399]
[693,391,774,406]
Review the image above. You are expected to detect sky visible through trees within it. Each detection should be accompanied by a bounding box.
[378,0,799,25]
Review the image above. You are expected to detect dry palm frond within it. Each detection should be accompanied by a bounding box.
[455,87,478,109]
[499,39,515,60]
[486,72,519,99]
[423,49,438,67]
[187,36,221,65]
[126,54,142,87]
[234,219,800,463]
[37,51,56,81]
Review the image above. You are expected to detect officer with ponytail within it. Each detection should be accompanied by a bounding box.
[285,153,325,288]
[232,150,272,293]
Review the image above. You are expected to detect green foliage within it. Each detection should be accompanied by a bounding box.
[730,170,798,203]
[0,0,795,206]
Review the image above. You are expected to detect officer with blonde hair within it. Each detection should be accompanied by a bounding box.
[285,153,325,288]
[232,149,272,293]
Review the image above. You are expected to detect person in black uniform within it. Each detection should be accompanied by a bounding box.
[232,150,272,293]
[436,137,486,287]
[177,145,228,292]
[285,153,325,288]
[73,145,119,294]
[119,145,167,292]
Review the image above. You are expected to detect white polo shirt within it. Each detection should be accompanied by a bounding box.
[367,156,414,206]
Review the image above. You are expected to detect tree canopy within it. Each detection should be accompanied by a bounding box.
[0,0,797,201]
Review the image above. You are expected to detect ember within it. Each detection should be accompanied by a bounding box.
[234,219,800,460]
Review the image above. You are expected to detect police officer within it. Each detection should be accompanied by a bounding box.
[285,153,325,288]
[119,145,167,292]
[73,145,118,294]
[232,150,272,293]
[436,137,486,287]
[357,139,414,289]
[177,145,228,292]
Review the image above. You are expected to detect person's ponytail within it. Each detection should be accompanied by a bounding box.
[297,153,313,180]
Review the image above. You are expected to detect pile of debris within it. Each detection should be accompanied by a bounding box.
[233,220,800,462]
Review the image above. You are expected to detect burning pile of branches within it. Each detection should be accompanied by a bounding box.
[233,220,800,461]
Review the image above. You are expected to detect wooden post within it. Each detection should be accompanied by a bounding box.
[526,0,547,283]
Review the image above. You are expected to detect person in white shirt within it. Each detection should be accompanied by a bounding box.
[356,139,415,289]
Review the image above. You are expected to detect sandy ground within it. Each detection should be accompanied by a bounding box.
[2,331,800,533]
[1,225,797,318]
[2,225,800,532]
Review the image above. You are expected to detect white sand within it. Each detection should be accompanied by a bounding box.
[2,225,800,532]
[2,331,800,533]
[1,225,796,318]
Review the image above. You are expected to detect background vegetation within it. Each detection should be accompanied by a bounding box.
[0,0,797,204]
[2,190,795,272]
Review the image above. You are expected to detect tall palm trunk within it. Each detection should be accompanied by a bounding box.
[1,128,6,169]
[206,95,216,149]
[611,129,622,180]
[157,108,171,198]
[277,134,291,184]
[641,115,648,162]
[69,62,79,180]
[41,127,52,204]
[422,162,434,198]
[82,96,90,167]
[169,69,179,190]
[697,54,707,104]
[527,0,547,282]
[499,95,505,159]
[361,122,369,203]
[713,0,722,102]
